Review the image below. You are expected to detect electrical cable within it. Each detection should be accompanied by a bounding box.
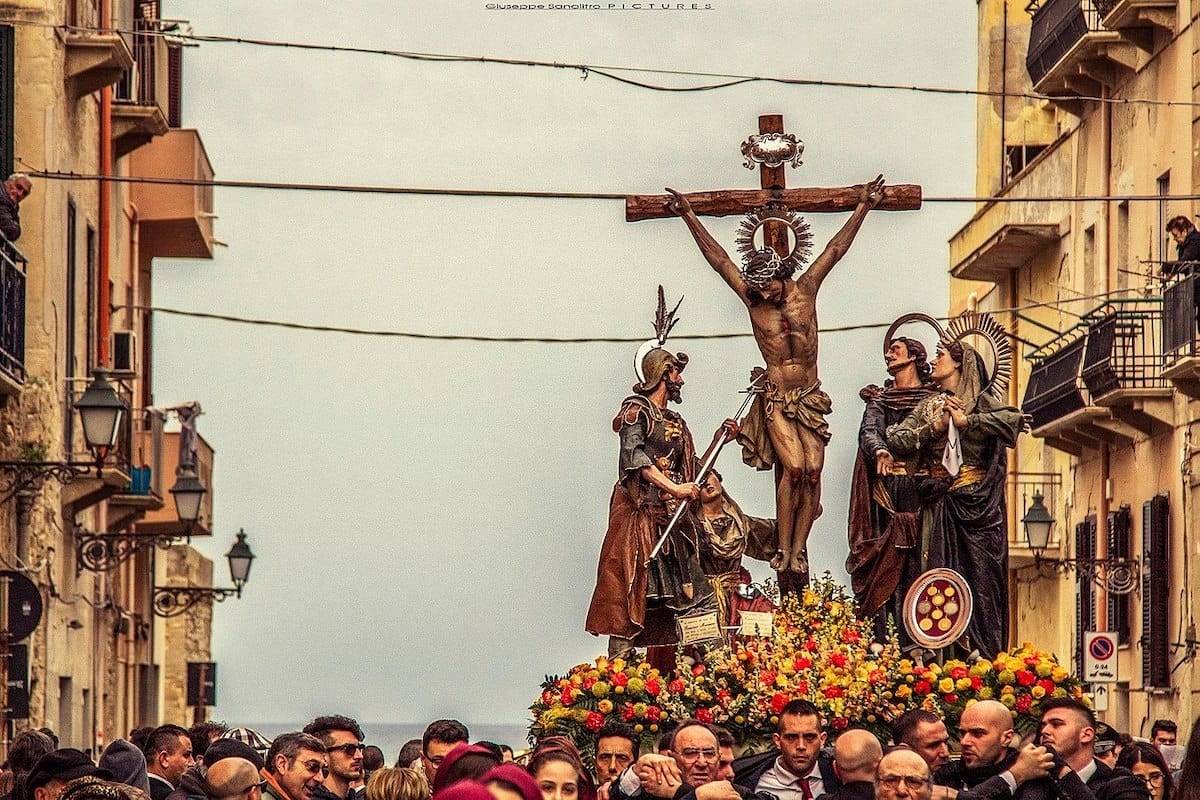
[116,288,1140,343]
[3,16,1192,109]
[22,167,1200,205]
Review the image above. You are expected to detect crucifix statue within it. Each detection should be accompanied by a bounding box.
[626,114,922,592]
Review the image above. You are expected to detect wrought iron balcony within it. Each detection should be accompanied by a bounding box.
[1023,299,1169,453]
[1161,273,1200,397]
[0,238,26,396]
[111,4,172,156]
[1026,0,1136,97]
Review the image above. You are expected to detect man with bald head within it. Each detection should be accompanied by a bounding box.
[822,730,882,800]
[935,701,1056,800]
[205,758,262,800]
[878,750,933,800]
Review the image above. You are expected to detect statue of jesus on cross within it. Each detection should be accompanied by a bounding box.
[664,177,884,581]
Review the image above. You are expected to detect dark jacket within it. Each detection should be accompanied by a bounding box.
[934,750,1058,800]
[0,191,18,243]
[312,785,364,800]
[818,780,874,800]
[1057,761,1149,800]
[1166,229,1200,274]
[164,767,207,800]
[608,772,760,800]
[732,749,842,799]
[148,775,175,800]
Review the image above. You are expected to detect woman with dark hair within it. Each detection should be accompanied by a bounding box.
[526,752,582,800]
[1118,742,1173,800]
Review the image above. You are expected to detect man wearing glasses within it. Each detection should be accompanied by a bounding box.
[611,720,744,800]
[877,750,933,800]
[302,716,367,800]
[261,733,328,800]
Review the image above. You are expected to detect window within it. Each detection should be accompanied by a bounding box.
[1142,494,1170,687]
[1106,505,1132,644]
[1075,515,1097,674]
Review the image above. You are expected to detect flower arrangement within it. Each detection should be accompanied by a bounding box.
[664,574,908,745]
[529,652,673,762]
[528,579,1087,754]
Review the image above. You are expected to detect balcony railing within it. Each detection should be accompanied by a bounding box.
[1162,272,1197,358]
[114,13,168,114]
[0,239,26,390]
[1080,300,1166,398]
[1026,0,1120,84]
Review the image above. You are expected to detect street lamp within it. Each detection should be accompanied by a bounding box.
[153,530,257,617]
[1020,491,1139,594]
[1021,491,1055,551]
[226,529,254,597]
[169,464,207,524]
[74,367,126,464]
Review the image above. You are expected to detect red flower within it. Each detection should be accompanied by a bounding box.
[824,686,844,699]
[1024,656,1039,667]
[869,670,884,685]
[943,693,958,704]
[585,712,605,732]
[620,703,636,721]
[541,691,554,706]
[1016,670,1036,687]
[560,688,575,705]
[971,676,983,690]
[950,667,969,680]
[794,657,812,671]
[695,707,713,724]
[716,690,731,705]
[646,705,662,722]
[612,673,629,687]
[1037,679,1056,693]
[915,681,932,694]
[832,717,849,730]
[805,639,818,652]
[669,678,686,694]
[582,678,597,690]
[646,678,661,697]
[760,670,778,687]
[1015,694,1033,713]
[796,681,809,695]
[692,664,706,677]
[842,630,861,643]
[770,693,789,714]
[830,653,848,668]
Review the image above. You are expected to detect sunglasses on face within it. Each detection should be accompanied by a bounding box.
[327,743,367,757]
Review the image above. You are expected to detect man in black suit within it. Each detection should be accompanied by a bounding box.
[144,725,195,800]
[1036,698,1149,800]
[732,700,842,800]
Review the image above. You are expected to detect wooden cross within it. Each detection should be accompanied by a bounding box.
[625,115,922,240]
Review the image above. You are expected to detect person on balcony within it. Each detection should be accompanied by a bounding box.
[0,173,32,243]
[1163,216,1200,276]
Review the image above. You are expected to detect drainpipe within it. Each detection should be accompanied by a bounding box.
[98,0,111,367]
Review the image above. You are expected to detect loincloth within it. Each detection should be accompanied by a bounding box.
[737,378,832,470]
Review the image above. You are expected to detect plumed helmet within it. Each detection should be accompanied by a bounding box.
[634,348,688,395]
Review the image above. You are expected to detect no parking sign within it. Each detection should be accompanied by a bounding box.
[1084,631,1118,683]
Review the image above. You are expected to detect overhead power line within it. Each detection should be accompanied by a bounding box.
[116,290,1140,343]
[25,169,1200,205]
[2,17,1197,109]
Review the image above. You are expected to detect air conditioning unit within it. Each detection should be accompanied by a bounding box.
[111,329,137,377]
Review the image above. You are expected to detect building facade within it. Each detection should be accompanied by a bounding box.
[951,0,1198,734]
[0,0,226,754]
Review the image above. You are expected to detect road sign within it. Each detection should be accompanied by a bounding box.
[1091,683,1110,712]
[1084,631,1118,683]
[1,571,43,641]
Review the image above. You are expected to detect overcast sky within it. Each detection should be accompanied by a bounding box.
[154,1,976,730]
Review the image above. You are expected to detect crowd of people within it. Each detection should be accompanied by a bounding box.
[0,702,1196,800]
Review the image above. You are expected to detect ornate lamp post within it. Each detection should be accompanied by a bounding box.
[152,530,257,617]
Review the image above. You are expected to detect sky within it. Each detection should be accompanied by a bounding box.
[151,1,978,733]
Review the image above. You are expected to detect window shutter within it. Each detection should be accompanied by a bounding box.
[166,42,182,128]
[1076,515,1097,673]
[1142,495,1170,687]
[0,25,14,179]
[1106,505,1132,644]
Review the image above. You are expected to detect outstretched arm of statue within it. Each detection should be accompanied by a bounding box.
[802,174,885,288]
[665,188,749,302]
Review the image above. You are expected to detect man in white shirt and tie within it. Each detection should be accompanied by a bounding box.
[732,700,840,800]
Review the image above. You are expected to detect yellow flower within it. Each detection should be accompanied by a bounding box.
[634,724,644,732]
[592,682,611,698]
[1000,694,1016,708]
[1051,668,1068,683]
[1035,663,1053,678]
[896,686,912,699]
[1031,686,1046,699]
[979,688,994,700]
[970,661,992,677]
[597,699,614,714]
[998,670,1016,685]
[612,658,627,673]
[1005,658,1024,672]
[1051,688,1067,698]
[633,702,648,716]
[627,677,646,694]
[595,657,609,671]
[899,661,914,676]
[939,678,955,693]
[956,678,972,692]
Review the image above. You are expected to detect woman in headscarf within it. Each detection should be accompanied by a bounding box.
[886,338,1023,659]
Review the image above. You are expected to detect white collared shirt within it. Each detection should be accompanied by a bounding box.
[756,757,823,800]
